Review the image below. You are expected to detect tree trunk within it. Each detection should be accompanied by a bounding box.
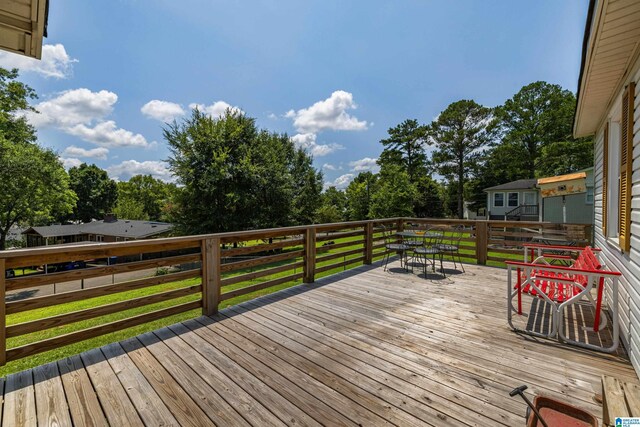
[457,157,464,219]
[0,233,6,251]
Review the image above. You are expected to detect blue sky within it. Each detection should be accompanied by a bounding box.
[0,0,588,188]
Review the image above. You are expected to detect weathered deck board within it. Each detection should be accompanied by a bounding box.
[1,261,637,426]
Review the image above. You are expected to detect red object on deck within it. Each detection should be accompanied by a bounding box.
[526,396,597,427]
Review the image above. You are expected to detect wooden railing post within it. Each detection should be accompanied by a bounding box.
[201,238,221,316]
[364,222,373,265]
[475,221,488,265]
[304,227,316,283]
[0,259,6,366]
[397,218,405,232]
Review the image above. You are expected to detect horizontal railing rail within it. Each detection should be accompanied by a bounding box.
[0,217,592,366]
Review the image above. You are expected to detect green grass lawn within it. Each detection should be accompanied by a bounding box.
[0,229,521,376]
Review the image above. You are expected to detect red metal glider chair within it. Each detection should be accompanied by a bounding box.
[506,245,621,353]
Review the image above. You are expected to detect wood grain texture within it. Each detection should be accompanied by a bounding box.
[1,261,637,426]
[57,355,108,427]
[6,268,201,314]
[32,362,72,427]
[7,285,201,338]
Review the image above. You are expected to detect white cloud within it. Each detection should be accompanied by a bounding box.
[62,146,109,160]
[349,157,379,173]
[141,100,185,122]
[290,133,343,157]
[67,121,152,148]
[28,88,117,127]
[189,101,243,118]
[60,157,82,170]
[322,163,337,171]
[24,88,153,148]
[107,160,175,182]
[0,44,77,78]
[325,173,355,190]
[286,90,368,133]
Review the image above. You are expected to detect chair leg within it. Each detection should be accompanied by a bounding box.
[458,252,465,272]
[383,251,389,271]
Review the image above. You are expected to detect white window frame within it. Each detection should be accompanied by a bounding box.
[507,192,519,207]
[493,192,505,207]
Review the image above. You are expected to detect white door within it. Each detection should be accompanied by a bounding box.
[523,192,536,205]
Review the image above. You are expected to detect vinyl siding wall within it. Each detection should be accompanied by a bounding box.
[595,57,640,374]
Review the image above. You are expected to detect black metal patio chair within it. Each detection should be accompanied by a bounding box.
[381,225,410,271]
[413,228,445,277]
[437,224,466,272]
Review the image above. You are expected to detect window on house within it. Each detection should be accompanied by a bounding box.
[507,192,519,207]
[493,193,504,207]
[606,115,621,240]
[585,187,594,204]
[603,78,633,253]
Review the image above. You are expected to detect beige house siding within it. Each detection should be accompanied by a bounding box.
[595,56,640,372]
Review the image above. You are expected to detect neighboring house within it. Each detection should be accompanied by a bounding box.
[484,179,539,221]
[22,215,173,247]
[573,0,640,374]
[483,169,595,224]
[538,168,594,225]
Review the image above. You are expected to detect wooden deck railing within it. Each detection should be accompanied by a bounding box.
[0,217,591,366]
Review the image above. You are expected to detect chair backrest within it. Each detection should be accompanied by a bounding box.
[572,246,601,285]
[424,227,445,247]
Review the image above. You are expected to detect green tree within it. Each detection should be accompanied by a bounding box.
[166,109,322,234]
[345,172,377,220]
[0,68,37,144]
[494,81,576,178]
[369,165,417,218]
[379,119,428,182]
[0,138,76,249]
[537,137,594,177]
[414,176,445,218]
[113,196,148,221]
[318,186,347,223]
[290,149,323,226]
[428,100,493,218]
[68,163,118,223]
[116,174,175,221]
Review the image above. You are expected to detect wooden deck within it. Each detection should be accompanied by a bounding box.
[1,261,637,426]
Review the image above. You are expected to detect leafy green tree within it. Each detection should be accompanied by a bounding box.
[428,100,493,218]
[113,196,148,221]
[116,175,175,221]
[537,137,593,177]
[318,186,347,223]
[369,164,417,218]
[414,176,445,218]
[68,163,118,223]
[345,172,377,220]
[166,109,322,234]
[379,119,428,182]
[0,138,76,249]
[0,68,37,144]
[494,81,576,178]
[315,205,343,224]
[290,149,323,226]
